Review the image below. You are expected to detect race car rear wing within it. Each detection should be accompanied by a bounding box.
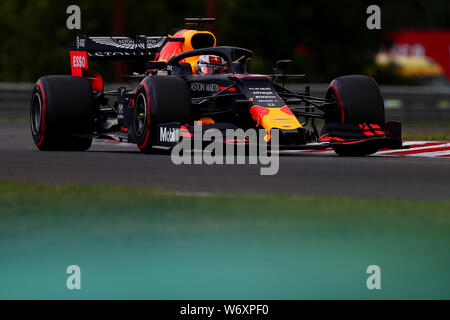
[68,29,213,91]
[69,35,184,91]
[70,35,184,61]
[69,17,216,63]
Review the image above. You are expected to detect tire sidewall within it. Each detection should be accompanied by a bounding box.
[30,81,47,147]
[133,76,190,153]
[325,75,386,156]
[134,82,154,151]
[326,75,385,126]
[30,76,94,151]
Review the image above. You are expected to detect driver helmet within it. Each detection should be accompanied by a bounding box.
[196,55,228,75]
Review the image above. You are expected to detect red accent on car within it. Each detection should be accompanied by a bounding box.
[70,50,103,92]
[219,86,236,92]
[369,124,385,135]
[70,51,88,77]
[138,81,151,150]
[359,123,386,136]
[280,105,294,115]
[341,139,368,145]
[225,139,248,145]
[180,125,193,137]
[234,75,271,79]
[36,82,46,147]
[328,84,345,123]
[320,136,345,142]
[250,106,270,126]
[86,69,103,92]
[157,30,187,62]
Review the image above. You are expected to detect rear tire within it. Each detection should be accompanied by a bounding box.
[134,76,190,153]
[325,75,385,156]
[31,76,94,151]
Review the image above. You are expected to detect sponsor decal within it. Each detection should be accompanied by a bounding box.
[70,51,88,76]
[248,87,282,107]
[116,39,135,46]
[190,82,220,92]
[72,55,86,68]
[76,37,86,49]
[88,52,154,58]
[209,56,223,65]
[90,36,166,49]
[160,127,180,143]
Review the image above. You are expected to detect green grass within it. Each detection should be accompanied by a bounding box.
[402,120,450,141]
[402,132,450,141]
[0,180,449,299]
[0,116,29,122]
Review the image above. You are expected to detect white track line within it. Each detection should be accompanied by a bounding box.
[403,141,445,146]
[376,142,450,155]
[404,149,450,157]
[91,140,450,158]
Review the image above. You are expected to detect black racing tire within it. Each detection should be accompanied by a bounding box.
[30,76,94,151]
[332,143,379,157]
[325,75,385,156]
[134,76,190,153]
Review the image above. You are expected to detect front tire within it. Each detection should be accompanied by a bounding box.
[31,76,94,151]
[134,76,190,153]
[332,143,379,157]
[325,75,385,156]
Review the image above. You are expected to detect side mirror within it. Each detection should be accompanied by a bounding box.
[246,57,252,74]
[276,60,292,72]
[274,60,292,87]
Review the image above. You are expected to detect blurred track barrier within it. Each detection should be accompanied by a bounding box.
[0,83,34,118]
[288,83,450,121]
[1,82,449,120]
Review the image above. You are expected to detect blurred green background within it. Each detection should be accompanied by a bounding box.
[1,181,449,299]
[1,0,450,83]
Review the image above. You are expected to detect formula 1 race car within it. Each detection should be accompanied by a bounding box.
[30,18,403,156]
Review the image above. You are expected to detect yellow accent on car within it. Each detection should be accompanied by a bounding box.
[170,30,217,72]
[258,107,302,142]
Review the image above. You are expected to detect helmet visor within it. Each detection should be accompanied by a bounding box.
[198,65,221,75]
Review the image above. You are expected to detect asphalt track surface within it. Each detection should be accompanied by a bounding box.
[1,121,449,200]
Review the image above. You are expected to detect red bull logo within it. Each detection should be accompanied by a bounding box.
[209,56,223,65]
